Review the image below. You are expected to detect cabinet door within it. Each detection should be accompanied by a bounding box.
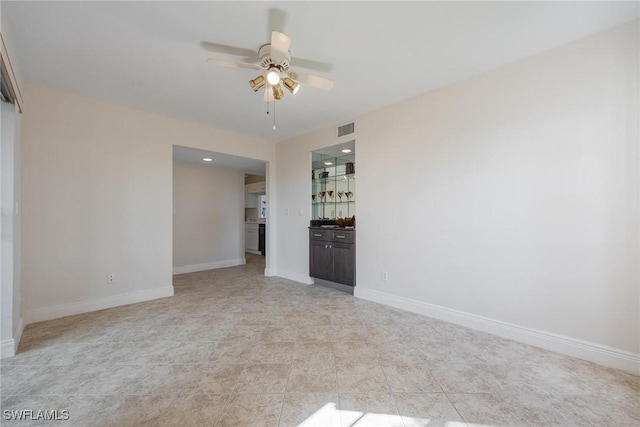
[244,227,253,249]
[246,182,265,194]
[309,240,332,281]
[245,193,258,208]
[332,242,355,286]
[245,226,259,250]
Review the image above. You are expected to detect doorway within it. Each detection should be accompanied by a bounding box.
[172,145,269,275]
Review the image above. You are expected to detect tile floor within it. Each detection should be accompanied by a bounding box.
[1,254,638,426]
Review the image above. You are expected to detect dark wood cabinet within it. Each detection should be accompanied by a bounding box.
[331,242,355,286]
[309,228,355,290]
[309,239,332,280]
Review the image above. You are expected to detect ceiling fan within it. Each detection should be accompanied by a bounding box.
[205,30,334,102]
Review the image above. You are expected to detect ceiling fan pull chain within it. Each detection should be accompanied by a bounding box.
[273,100,277,130]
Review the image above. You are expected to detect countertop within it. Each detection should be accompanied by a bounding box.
[308,226,355,230]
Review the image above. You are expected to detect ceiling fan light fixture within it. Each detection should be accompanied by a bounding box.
[266,68,281,85]
[282,77,300,95]
[272,83,284,100]
[249,76,265,92]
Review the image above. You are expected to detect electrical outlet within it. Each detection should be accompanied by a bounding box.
[107,274,115,284]
[381,271,388,281]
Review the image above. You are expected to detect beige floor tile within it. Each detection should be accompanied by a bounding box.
[234,363,290,394]
[206,341,254,364]
[148,364,244,395]
[339,392,402,427]
[293,342,335,360]
[559,394,640,426]
[380,361,443,393]
[336,360,389,393]
[447,393,526,426]
[2,254,637,426]
[287,356,337,393]
[261,325,300,342]
[429,364,497,394]
[296,325,338,342]
[280,392,340,427]
[0,365,47,396]
[248,342,295,364]
[393,392,465,427]
[104,395,178,427]
[215,393,283,427]
[498,389,591,426]
[150,394,228,427]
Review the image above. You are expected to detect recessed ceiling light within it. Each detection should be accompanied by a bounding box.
[324,161,333,166]
[341,148,352,153]
[202,157,213,162]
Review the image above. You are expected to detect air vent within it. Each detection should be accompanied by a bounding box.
[337,122,355,138]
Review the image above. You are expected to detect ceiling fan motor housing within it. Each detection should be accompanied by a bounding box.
[258,44,290,71]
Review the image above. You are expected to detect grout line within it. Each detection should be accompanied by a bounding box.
[275,346,294,427]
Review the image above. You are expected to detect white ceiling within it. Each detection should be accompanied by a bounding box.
[173,145,266,175]
[3,1,638,143]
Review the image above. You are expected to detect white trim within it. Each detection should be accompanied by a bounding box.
[172,258,245,275]
[0,315,24,359]
[0,33,24,112]
[0,313,25,359]
[13,313,24,353]
[26,286,174,324]
[1,339,15,358]
[355,288,640,374]
[275,270,314,285]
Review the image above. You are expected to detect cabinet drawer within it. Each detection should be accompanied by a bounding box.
[309,229,331,241]
[331,230,354,243]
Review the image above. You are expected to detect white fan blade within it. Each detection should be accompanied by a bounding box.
[270,31,291,63]
[290,57,332,72]
[264,86,274,102]
[201,41,257,59]
[288,70,334,91]
[207,58,261,70]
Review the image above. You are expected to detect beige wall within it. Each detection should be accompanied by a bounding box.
[173,160,245,272]
[275,21,639,370]
[21,84,274,322]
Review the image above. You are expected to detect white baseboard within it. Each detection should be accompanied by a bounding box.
[1,314,26,358]
[1,339,16,358]
[274,269,314,285]
[13,313,24,353]
[355,288,640,374]
[26,286,174,324]
[173,258,245,275]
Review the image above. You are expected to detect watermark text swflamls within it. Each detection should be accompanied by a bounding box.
[3,409,70,421]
